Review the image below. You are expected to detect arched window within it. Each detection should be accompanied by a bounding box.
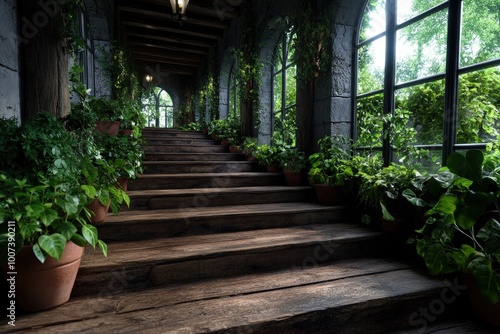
[355,0,500,169]
[228,62,240,118]
[141,87,174,128]
[272,29,297,147]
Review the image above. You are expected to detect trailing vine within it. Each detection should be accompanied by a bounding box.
[292,1,332,82]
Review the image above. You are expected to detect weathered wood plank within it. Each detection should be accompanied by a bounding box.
[9,258,416,331]
[10,268,452,334]
[142,161,258,174]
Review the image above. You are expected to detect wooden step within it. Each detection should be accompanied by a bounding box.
[144,138,216,146]
[72,224,390,296]
[142,130,209,139]
[14,258,470,334]
[143,152,245,162]
[142,144,228,154]
[143,161,258,174]
[128,172,284,190]
[128,186,315,209]
[96,203,353,241]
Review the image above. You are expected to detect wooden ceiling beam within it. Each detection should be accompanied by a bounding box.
[121,20,220,40]
[125,32,213,49]
[135,61,197,76]
[133,53,202,68]
[127,40,208,55]
[117,5,228,30]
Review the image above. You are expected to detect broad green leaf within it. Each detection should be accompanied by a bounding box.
[426,194,458,217]
[477,219,500,254]
[39,207,59,227]
[59,222,77,241]
[98,240,108,257]
[473,264,500,304]
[402,189,427,207]
[380,201,395,221]
[32,243,46,263]
[70,233,87,247]
[82,224,98,247]
[447,150,483,184]
[81,185,96,199]
[38,234,67,261]
[424,243,447,275]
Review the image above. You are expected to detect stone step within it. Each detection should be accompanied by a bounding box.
[142,144,228,154]
[17,258,469,334]
[128,172,284,190]
[143,161,258,174]
[142,130,209,139]
[143,152,245,162]
[128,186,315,209]
[72,224,390,297]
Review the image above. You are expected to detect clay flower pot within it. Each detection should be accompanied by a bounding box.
[283,169,305,186]
[96,121,121,137]
[315,184,341,205]
[88,198,110,223]
[6,242,84,312]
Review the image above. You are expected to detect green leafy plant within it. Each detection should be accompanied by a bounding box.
[88,97,120,122]
[254,144,283,168]
[308,135,352,186]
[280,147,306,173]
[406,150,500,304]
[0,175,107,264]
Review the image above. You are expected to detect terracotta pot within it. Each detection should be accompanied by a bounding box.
[117,176,129,192]
[266,165,281,173]
[315,184,341,205]
[202,128,208,135]
[283,169,305,186]
[96,121,121,137]
[229,145,240,153]
[119,129,133,136]
[4,242,84,312]
[246,154,257,162]
[88,198,110,223]
[220,139,229,146]
[462,273,500,327]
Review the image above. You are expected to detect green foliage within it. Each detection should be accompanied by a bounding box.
[280,148,306,173]
[254,144,283,168]
[292,2,331,82]
[407,150,500,303]
[208,117,241,145]
[0,175,106,264]
[0,118,21,173]
[308,135,353,186]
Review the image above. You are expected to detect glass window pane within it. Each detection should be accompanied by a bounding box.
[273,73,283,114]
[396,9,447,83]
[460,0,500,67]
[285,64,296,108]
[356,94,384,149]
[397,0,446,24]
[457,67,500,144]
[357,37,386,94]
[397,80,445,146]
[359,0,386,43]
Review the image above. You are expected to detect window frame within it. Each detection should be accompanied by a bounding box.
[353,0,500,166]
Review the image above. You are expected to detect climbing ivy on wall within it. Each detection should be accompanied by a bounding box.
[292,1,332,82]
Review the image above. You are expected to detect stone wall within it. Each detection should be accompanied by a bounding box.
[0,0,21,122]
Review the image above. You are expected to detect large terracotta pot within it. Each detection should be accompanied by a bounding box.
[283,169,305,186]
[5,242,84,312]
[315,184,341,205]
[96,121,121,137]
[266,165,281,173]
[88,198,110,223]
[117,176,129,192]
[462,273,500,327]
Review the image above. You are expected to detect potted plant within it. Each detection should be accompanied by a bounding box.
[308,135,352,205]
[0,113,108,312]
[88,97,121,136]
[241,137,258,161]
[405,150,500,326]
[280,147,307,186]
[254,144,282,172]
[118,99,145,136]
[358,163,418,232]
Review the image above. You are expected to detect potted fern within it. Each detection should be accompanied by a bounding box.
[280,147,307,186]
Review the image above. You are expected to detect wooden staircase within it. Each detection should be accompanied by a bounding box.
[7,129,494,333]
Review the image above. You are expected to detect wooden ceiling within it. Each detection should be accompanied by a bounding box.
[115,0,245,79]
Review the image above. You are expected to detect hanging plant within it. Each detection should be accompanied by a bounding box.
[292,2,332,82]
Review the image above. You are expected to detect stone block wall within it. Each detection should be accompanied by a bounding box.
[0,0,21,122]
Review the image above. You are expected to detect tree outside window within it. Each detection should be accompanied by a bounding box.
[228,62,240,118]
[141,87,174,128]
[272,29,297,147]
[355,0,500,171]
